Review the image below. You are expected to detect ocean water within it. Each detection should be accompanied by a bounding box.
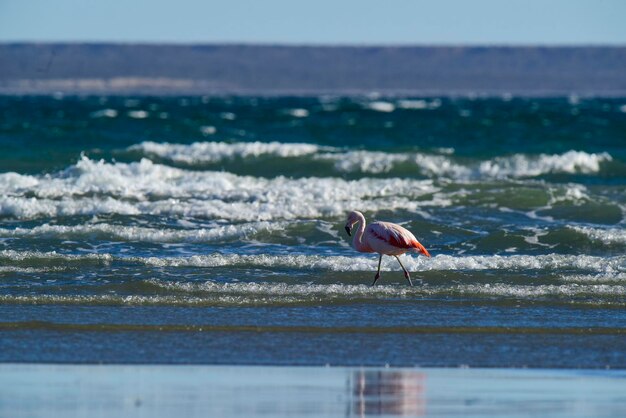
[0,95,625,367]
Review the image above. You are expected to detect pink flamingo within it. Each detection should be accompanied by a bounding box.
[344,210,431,286]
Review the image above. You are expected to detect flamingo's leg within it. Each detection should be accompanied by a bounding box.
[371,254,383,286]
[394,256,414,286]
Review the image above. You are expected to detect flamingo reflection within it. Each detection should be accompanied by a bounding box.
[351,369,426,416]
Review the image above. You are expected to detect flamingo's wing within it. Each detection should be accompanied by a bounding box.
[368,222,431,257]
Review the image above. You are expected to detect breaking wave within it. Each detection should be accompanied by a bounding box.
[570,226,626,246]
[1,280,624,307]
[0,156,440,220]
[0,221,284,243]
[124,141,614,178]
[2,250,624,275]
[128,141,324,164]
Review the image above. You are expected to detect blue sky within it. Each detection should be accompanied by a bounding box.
[1,0,625,45]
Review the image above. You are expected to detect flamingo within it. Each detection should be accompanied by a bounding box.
[344,210,431,286]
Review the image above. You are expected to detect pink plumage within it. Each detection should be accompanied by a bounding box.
[344,210,431,286]
[367,222,431,257]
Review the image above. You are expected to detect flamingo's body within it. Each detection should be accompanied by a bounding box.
[345,210,430,286]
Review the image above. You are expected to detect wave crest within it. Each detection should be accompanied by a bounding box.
[0,221,284,243]
[570,226,626,245]
[2,250,623,275]
[125,141,614,179]
[128,141,323,164]
[0,157,438,219]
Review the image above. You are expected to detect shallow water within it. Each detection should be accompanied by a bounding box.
[2,365,626,418]
[0,95,625,366]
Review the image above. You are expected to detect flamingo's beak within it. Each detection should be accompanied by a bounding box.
[344,225,352,236]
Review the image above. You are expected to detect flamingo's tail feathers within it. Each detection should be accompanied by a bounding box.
[412,241,431,257]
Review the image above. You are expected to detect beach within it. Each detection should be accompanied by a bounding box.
[2,364,626,417]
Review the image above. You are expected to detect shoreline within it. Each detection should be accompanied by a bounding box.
[1,361,625,370]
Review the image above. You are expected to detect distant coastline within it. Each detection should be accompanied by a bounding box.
[1,43,625,95]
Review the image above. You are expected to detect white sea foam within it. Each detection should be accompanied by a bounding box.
[138,253,626,275]
[285,108,309,118]
[2,281,624,306]
[146,278,626,300]
[0,266,66,274]
[366,101,395,112]
[2,250,624,305]
[147,280,420,300]
[89,109,118,118]
[439,283,626,300]
[559,272,626,284]
[0,146,614,220]
[0,156,439,219]
[127,110,149,119]
[478,151,612,178]
[199,126,216,135]
[329,149,611,178]
[0,172,40,190]
[396,99,441,110]
[0,250,113,262]
[412,154,472,178]
[220,112,236,120]
[317,151,411,174]
[129,141,322,164]
[2,250,622,275]
[561,184,590,202]
[397,99,428,109]
[570,226,626,245]
[0,196,141,219]
[127,141,612,179]
[316,151,471,177]
[0,221,284,243]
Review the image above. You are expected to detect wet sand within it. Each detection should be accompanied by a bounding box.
[1,364,625,417]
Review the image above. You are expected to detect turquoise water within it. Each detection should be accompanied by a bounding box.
[0,95,625,366]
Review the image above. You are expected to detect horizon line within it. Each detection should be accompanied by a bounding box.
[2,40,626,48]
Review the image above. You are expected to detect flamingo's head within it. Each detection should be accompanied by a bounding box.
[344,210,364,237]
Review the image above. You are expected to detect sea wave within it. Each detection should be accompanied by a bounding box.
[570,226,626,245]
[146,278,626,300]
[316,151,470,177]
[2,250,624,307]
[477,151,612,178]
[1,281,624,307]
[0,156,440,219]
[124,141,614,178]
[138,253,626,274]
[292,149,613,178]
[0,149,618,221]
[0,221,285,243]
[0,266,67,274]
[128,141,324,164]
[2,250,623,275]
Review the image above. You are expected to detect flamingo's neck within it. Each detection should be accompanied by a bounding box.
[352,213,370,252]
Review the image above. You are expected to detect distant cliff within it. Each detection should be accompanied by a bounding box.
[1,43,625,95]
